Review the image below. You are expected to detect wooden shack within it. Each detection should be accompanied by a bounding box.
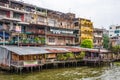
[0,46,111,72]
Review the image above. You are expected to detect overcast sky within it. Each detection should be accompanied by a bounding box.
[19,0,120,29]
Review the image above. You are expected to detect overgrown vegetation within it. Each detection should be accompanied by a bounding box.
[111,45,120,54]
[75,52,85,60]
[80,39,93,48]
[57,52,75,60]
[103,34,109,49]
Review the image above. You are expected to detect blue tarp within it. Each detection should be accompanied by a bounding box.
[0,32,10,39]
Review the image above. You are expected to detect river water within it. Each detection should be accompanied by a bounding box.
[0,65,120,80]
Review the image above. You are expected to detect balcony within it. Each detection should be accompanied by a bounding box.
[0,15,21,22]
[0,2,28,14]
[46,31,76,37]
[36,21,47,26]
[34,30,45,34]
[94,35,102,38]
[36,11,47,17]
[0,2,9,7]
[74,26,79,30]
[45,59,78,64]
[26,30,45,35]
[11,60,43,67]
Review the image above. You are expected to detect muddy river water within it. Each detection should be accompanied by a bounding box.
[0,64,120,80]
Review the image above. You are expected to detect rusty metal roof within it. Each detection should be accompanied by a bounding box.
[0,46,109,55]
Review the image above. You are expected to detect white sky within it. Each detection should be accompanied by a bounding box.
[19,0,120,29]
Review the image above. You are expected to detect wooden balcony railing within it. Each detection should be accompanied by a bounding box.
[83,57,112,62]
[11,60,43,67]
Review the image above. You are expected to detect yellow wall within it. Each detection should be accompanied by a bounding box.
[79,19,93,43]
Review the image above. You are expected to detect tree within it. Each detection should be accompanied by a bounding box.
[111,45,120,54]
[103,34,109,49]
[80,39,93,48]
[111,45,120,59]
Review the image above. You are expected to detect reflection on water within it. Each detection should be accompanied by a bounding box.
[0,64,120,80]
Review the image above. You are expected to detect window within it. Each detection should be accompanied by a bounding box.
[114,30,119,33]
[110,27,112,29]
[49,38,55,43]
[74,22,79,26]
[94,40,96,43]
[38,16,44,22]
[0,10,7,17]
[48,18,55,26]
[13,13,21,19]
[117,34,119,36]
[58,37,64,41]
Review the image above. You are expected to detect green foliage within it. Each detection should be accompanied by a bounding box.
[80,51,85,59]
[114,62,120,66]
[57,52,74,60]
[75,52,85,60]
[81,39,93,48]
[40,38,45,44]
[22,38,29,43]
[57,54,67,60]
[66,52,75,59]
[111,45,120,54]
[103,34,109,49]
[34,37,40,43]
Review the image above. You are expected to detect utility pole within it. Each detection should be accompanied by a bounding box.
[18,33,20,46]
[3,30,5,46]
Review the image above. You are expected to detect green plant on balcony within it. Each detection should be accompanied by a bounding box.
[66,52,75,60]
[34,37,40,43]
[57,54,67,61]
[22,38,29,44]
[40,38,45,44]
[75,51,85,60]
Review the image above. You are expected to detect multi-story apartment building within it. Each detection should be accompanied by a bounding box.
[109,25,120,47]
[74,18,94,44]
[102,28,109,36]
[110,36,120,47]
[109,25,120,38]
[94,28,103,48]
[46,11,79,45]
[0,0,79,46]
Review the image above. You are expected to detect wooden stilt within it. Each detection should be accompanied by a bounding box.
[20,68,22,74]
[17,68,19,73]
[75,61,77,67]
[27,67,29,72]
[46,64,47,69]
[64,63,65,68]
[41,65,43,70]
[31,67,33,72]
[39,66,40,71]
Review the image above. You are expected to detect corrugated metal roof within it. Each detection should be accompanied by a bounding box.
[0,46,109,55]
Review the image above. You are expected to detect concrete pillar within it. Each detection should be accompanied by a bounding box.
[10,22,13,31]
[20,68,22,74]
[45,27,47,45]
[73,38,75,45]
[10,11,13,18]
